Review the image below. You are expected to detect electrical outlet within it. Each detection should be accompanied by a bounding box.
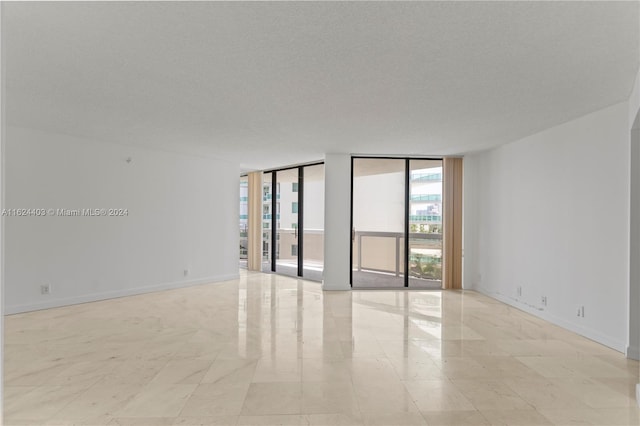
[517,286,522,297]
[184,269,189,277]
[541,296,547,306]
[581,306,585,317]
[40,284,51,295]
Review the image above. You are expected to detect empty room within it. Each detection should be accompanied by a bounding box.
[1,1,639,425]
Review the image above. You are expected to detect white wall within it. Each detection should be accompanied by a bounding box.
[0,1,5,419]
[5,126,239,313]
[629,65,640,405]
[629,68,640,132]
[631,123,639,360]
[323,153,351,290]
[464,101,630,352]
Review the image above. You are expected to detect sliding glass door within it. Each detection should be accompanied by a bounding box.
[261,172,274,273]
[262,163,324,281]
[408,160,443,288]
[276,168,299,278]
[302,164,325,281]
[352,158,406,288]
[351,157,443,289]
[239,175,248,269]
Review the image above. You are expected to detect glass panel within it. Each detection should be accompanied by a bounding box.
[303,164,324,281]
[261,172,273,273]
[409,159,443,288]
[352,158,406,288]
[239,176,248,269]
[276,169,299,277]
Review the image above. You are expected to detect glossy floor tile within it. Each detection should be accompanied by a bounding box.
[4,270,640,425]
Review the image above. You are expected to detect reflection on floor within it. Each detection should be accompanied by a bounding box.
[4,270,639,425]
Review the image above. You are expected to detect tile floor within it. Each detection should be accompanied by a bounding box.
[4,270,640,425]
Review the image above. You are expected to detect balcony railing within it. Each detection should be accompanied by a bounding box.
[410,194,441,202]
[353,231,442,280]
[240,237,248,259]
[409,215,441,222]
[411,173,442,182]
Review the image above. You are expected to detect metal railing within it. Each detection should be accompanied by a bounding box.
[354,231,442,277]
[410,194,442,202]
[239,238,248,259]
[409,215,441,222]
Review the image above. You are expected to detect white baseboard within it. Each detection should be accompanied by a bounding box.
[627,345,640,360]
[474,285,626,353]
[5,273,240,315]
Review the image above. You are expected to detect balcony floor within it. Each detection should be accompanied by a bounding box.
[352,270,442,289]
[260,260,324,282]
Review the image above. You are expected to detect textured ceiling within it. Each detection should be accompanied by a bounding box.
[4,1,639,171]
